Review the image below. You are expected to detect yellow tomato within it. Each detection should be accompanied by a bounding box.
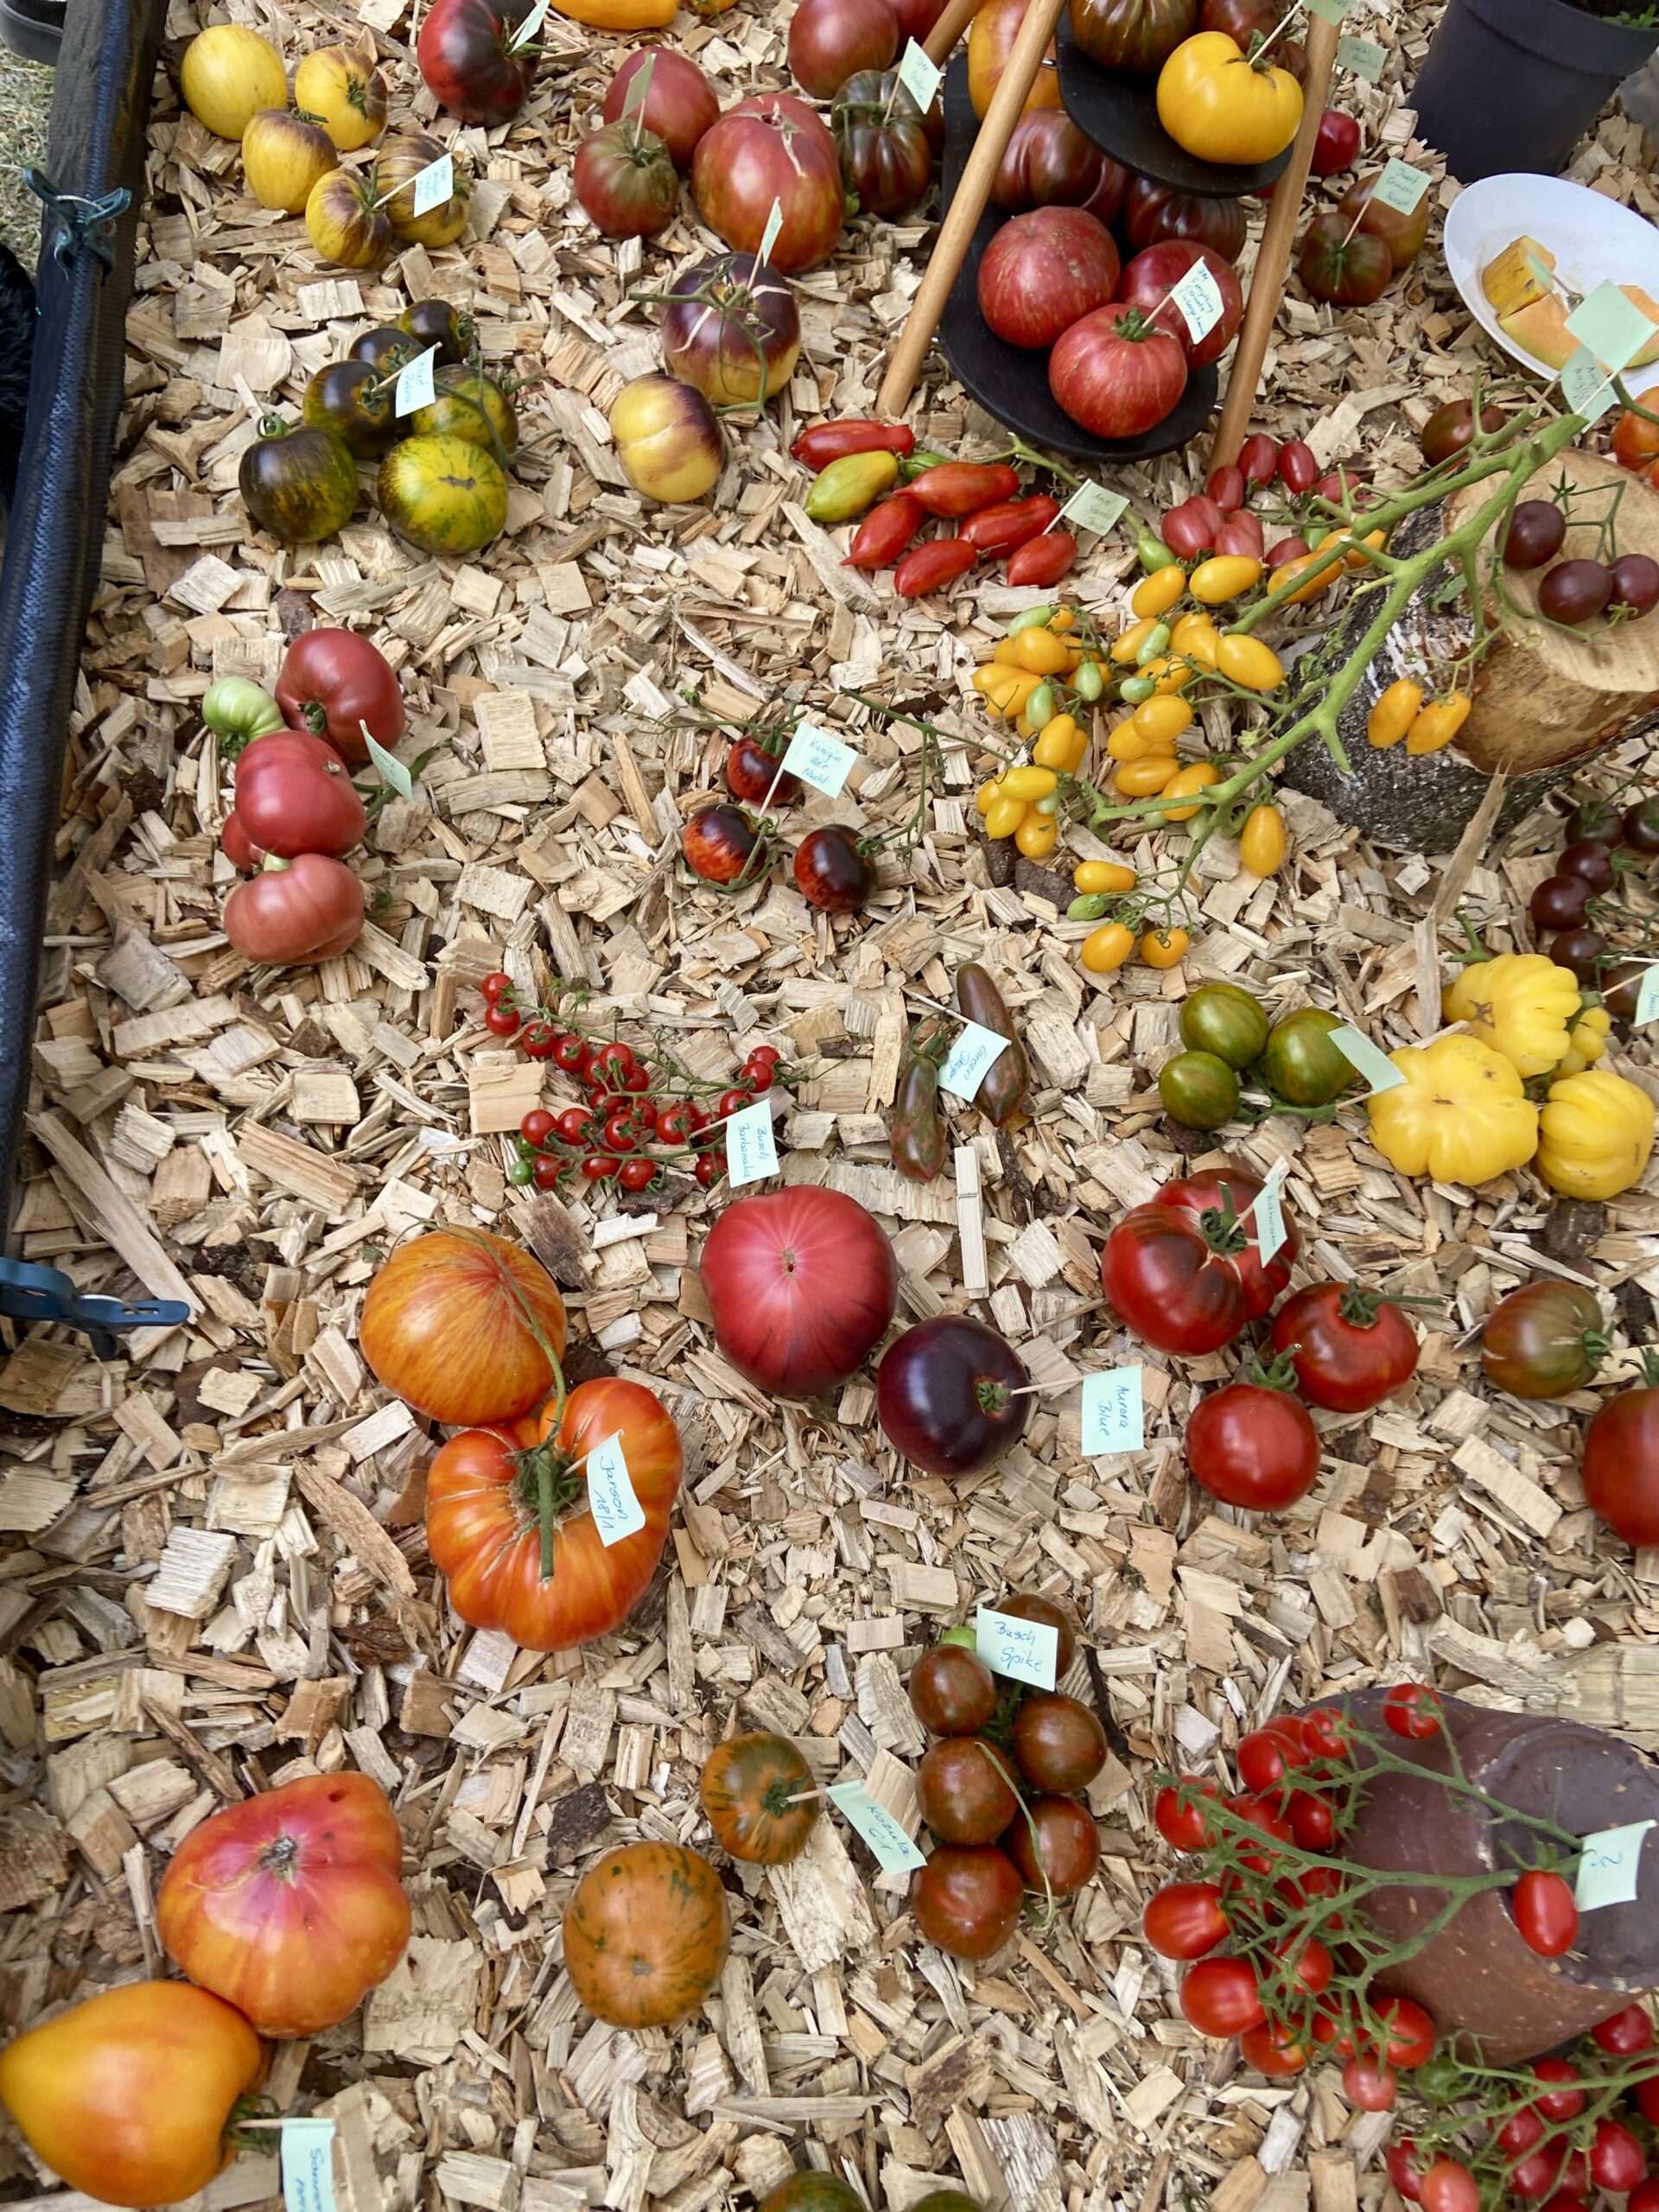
[1000,765,1058,801]
[1140,925,1192,969]
[1367,678,1423,751]
[1011,626,1073,676]
[1535,1070,1656,1201]
[295,35,386,150]
[1444,953,1582,1079]
[1366,1035,1539,1185]
[1015,812,1060,859]
[1239,802,1287,875]
[241,107,334,212]
[1406,695,1472,755]
[1111,617,1162,665]
[1115,756,1180,797]
[984,795,1029,839]
[1318,524,1389,571]
[1144,655,1196,695]
[1170,612,1220,666]
[1133,695,1192,746]
[1189,555,1263,606]
[1131,565,1187,619]
[1049,609,1076,631]
[1154,760,1222,823]
[1081,922,1136,974]
[1156,31,1304,165]
[1033,715,1087,771]
[1108,721,1174,763]
[1274,552,1340,605]
[975,780,1000,817]
[181,22,287,139]
[1073,859,1136,895]
[1560,1004,1612,1077]
[1217,635,1284,691]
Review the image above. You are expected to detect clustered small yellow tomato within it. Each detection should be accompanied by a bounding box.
[1239,802,1288,876]
[1405,692,1471,754]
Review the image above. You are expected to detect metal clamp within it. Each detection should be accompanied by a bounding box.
[0,1258,189,1359]
[22,168,130,272]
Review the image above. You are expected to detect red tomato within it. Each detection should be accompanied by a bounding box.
[1582,1382,1659,1547]
[232,729,365,860]
[1533,2058,1588,2120]
[1500,2108,1546,2158]
[1240,2020,1309,2076]
[1421,2161,1479,2212]
[1049,307,1187,438]
[1142,1880,1229,1959]
[1342,2056,1396,2110]
[1116,241,1244,369]
[786,0,895,94]
[977,207,1121,350]
[1632,2179,1659,2212]
[1103,1172,1299,1357]
[893,538,980,599]
[1382,1683,1442,1739]
[1225,1790,1293,1872]
[1270,1934,1332,1994]
[1207,463,1245,512]
[428,1377,682,1649]
[156,1774,409,2036]
[1005,529,1077,584]
[359,1225,568,1427]
[574,120,678,240]
[700,1187,897,1397]
[1269,1283,1421,1412]
[1180,1956,1266,2037]
[793,824,874,910]
[1278,439,1318,492]
[907,461,1024,517]
[691,93,844,275]
[1613,410,1659,472]
[1591,2121,1648,2194]
[1239,432,1279,483]
[1287,1791,1336,1850]
[221,807,264,870]
[960,493,1064,553]
[0,1982,265,2209]
[1154,1777,1220,1852]
[1123,173,1248,263]
[1185,1381,1320,1511]
[416,0,534,122]
[1236,1728,1291,1796]
[1512,1870,1580,1959]
[845,493,926,570]
[1310,108,1361,174]
[1374,1995,1437,2068]
[223,852,364,966]
[276,626,404,767]
[1388,2142,1428,2203]
[601,49,717,168]
[1592,2005,1654,2055]
[1300,1705,1352,1760]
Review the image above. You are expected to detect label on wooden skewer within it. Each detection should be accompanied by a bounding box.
[394,343,440,416]
[362,725,413,798]
[507,0,547,49]
[1169,260,1224,346]
[1080,1365,1145,1456]
[976,1605,1058,1689]
[586,1433,645,1546]
[1566,281,1655,377]
[406,152,454,217]
[828,1781,926,1872]
[1058,481,1128,538]
[1249,1158,1290,1266]
[1335,33,1385,80]
[938,1020,1009,1102]
[1636,964,1659,1027]
[754,197,785,270]
[1369,157,1430,218]
[1574,1820,1654,1911]
[725,1097,779,1186]
[781,720,857,797]
[1328,1024,1406,1095]
[895,37,942,111]
[1560,345,1619,424]
[282,2121,338,2212]
[620,50,657,117]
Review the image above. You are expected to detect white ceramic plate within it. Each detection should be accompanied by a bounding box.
[1442,171,1659,399]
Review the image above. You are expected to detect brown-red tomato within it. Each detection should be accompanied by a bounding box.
[1268,1283,1421,1413]
[1102,1170,1299,1357]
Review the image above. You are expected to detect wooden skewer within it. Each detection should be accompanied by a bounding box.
[877,0,1069,419]
[1208,11,1339,469]
[924,0,982,66]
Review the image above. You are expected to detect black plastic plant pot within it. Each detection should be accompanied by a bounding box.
[0,0,63,66]
[1315,1688,1659,2065]
[1413,0,1659,183]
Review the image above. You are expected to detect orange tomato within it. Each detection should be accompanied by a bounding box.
[563,1842,729,2028]
[359,1227,568,1427]
[968,0,1061,119]
[1239,803,1287,876]
[156,1775,410,2037]
[426,1376,683,1650]
[0,1983,265,2209]
[700,1732,820,1864]
[1141,925,1191,969]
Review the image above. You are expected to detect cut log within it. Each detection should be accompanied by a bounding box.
[1281,450,1659,852]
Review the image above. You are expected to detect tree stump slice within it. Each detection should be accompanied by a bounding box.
[1280,450,1659,854]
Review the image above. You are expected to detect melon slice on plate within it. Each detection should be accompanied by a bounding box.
[1502,283,1659,371]
[1483,235,1554,315]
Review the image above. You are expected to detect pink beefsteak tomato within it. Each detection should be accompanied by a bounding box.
[156,1774,410,2037]
[1049,306,1186,438]
[1116,239,1243,367]
[223,853,365,966]
[276,626,404,768]
[231,729,365,858]
[977,206,1121,350]
[700,1187,898,1396]
[692,92,846,274]
[601,49,718,169]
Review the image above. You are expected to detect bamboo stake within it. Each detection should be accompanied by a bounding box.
[924,0,982,65]
[876,0,1068,419]
[1208,12,1339,469]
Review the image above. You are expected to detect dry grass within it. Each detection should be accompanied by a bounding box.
[0,49,51,266]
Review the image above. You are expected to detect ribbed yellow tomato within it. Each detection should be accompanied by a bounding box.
[1156,32,1303,165]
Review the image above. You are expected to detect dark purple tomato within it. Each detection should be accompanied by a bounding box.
[1556,838,1617,891]
[683,804,761,884]
[1550,927,1607,983]
[1529,873,1592,931]
[910,1843,1023,1960]
[1538,559,1612,625]
[1011,1691,1109,1792]
[1624,800,1659,855]
[1605,961,1651,1018]
[1501,500,1566,570]
[726,737,801,806]
[1003,1795,1102,1897]
[1609,553,1659,618]
[909,1644,998,1736]
[916,1737,1020,1844]
[876,1315,1029,1477]
[793,826,871,914]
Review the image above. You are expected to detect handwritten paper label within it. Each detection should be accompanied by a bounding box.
[507,0,547,49]
[1250,1159,1290,1267]
[1336,33,1385,79]
[619,50,657,118]
[1575,1820,1654,1912]
[394,343,439,416]
[828,1781,927,1872]
[895,36,943,111]
[725,1097,779,1186]
[1170,259,1224,345]
[1370,157,1430,217]
[586,1432,645,1547]
[1328,1024,1406,1095]
[781,720,857,798]
[1081,1365,1145,1455]
[1302,0,1352,21]
[1058,481,1128,537]
[938,1020,1010,1102]
[976,1605,1059,1690]
[1561,344,1619,423]
[1566,280,1655,376]
[363,727,413,799]
[282,2122,338,2212]
[754,197,785,270]
[408,151,454,217]
[1637,963,1659,1027]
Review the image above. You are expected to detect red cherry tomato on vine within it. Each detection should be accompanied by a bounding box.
[523,1021,557,1059]
[1154,1778,1220,1852]
[716,1086,752,1121]
[1532,2058,1588,2120]
[555,1106,594,1145]
[695,1154,721,1187]
[1240,2020,1308,2076]
[485,1005,521,1037]
[1592,2005,1655,2056]
[1268,1283,1421,1413]
[743,1058,775,1093]
[1590,2120,1648,2195]
[1225,1791,1293,1873]
[1500,2108,1546,2157]
[1287,1791,1336,1850]
[1630,2178,1659,2212]
[1236,1728,1292,1796]
[582,1154,620,1180]
[602,1113,639,1154]
[1342,2057,1396,2111]
[1383,1683,1442,1739]
[1512,1869,1579,1959]
[1420,2160,1479,2212]
[748,1044,783,1071]
[1142,1881,1229,1960]
[519,1109,556,1149]
[1239,432,1280,486]
[623,1065,652,1094]
[480,970,512,1001]
[1278,439,1318,493]
[552,1033,587,1074]
[532,1154,564,1190]
[1268,1933,1332,1995]
[619,1158,658,1193]
[592,1041,635,1083]
[1387,2142,1427,2203]
[1179,1955,1265,2037]
[1300,1706,1353,1760]
[1373,1994,1436,2068]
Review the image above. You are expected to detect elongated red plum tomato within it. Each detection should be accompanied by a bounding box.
[1049,307,1186,437]
[700,1186,898,1397]
[1268,1283,1421,1412]
[917,1737,1020,1843]
[1420,2163,1478,2212]
[794,824,872,912]
[359,1226,568,1427]
[1583,1377,1659,1546]
[417,0,535,124]
[1117,240,1243,367]
[1102,1171,1299,1357]
[1143,1879,1228,1958]
[276,626,403,767]
[910,1842,1024,1959]
[601,49,718,168]
[1512,1869,1580,1959]
[787,0,898,97]
[1592,2004,1655,2055]
[1005,1795,1100,1896]
[976,206,1120,350]
[563,1841,728,2029]
[692,92,844,273]
[876,1315,1030,1477]
[232,730,365,858]
[1011,1691,1107,1792]
[683,803,761,884]
[157,1773,409,2036]
[1185,1380,1320,1510]
[909,1643,998,1735]
[699,1731,819,1864]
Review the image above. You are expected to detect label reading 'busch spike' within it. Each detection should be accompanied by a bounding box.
[725,1098,779,1186]
[976,1605,1058,1689]
[585,1432,645,1547]
[938,1020,1010,1102]
[1080,1365,1145,1455]
[828,1781,927,1872]
[780,721,857,797]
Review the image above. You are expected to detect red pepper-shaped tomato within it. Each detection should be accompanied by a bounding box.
[1268,1282,1422,1413]
[224,853,365,967]
[1006,530,1076,585]
[276,627,404,768]
[791,420,916,468]
[232,729,365,858]
[893,537,980,597]
[416,0,534,123]
[1102,1170,1299,1356]
[960,493,1062,553]
[427,1378,683,1649]
[906,461,1022,517]
[845,491,925,569]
